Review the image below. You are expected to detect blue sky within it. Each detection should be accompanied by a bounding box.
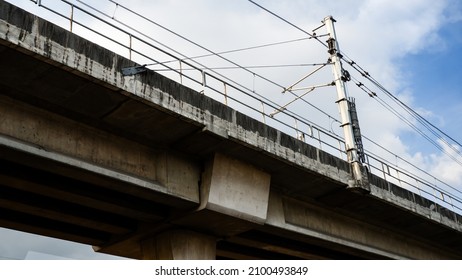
[406,22,462,134]
[2,0,462,259]
[397,13,462,152]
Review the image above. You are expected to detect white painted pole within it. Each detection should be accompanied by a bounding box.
[324,16,364,187]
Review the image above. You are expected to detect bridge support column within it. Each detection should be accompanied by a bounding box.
[141,230,216,260]
[200,153,271,224]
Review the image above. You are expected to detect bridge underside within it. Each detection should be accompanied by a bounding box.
[1,1,462,259]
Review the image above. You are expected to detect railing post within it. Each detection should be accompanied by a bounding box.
[294,118,299,140]
[338,139,344,160]
[128,35,132,60]
[449,196,455,212]
[381,162,387,180]
[365,154,371,174]
[223,83,228,105]
[70,4,74,32]
[201,71,206,94]
[179,60,183,85]
[260,101,266,124]
[317,128,322,149]
[396,168,403,188]
[415,179,422,196]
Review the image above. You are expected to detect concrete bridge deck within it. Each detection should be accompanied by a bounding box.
[1,0,462,259]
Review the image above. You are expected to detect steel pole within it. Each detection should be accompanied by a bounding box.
[323,16,364,187]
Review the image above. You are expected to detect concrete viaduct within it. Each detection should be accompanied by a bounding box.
[1,0,462,259]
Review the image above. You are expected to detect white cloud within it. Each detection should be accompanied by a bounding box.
[429,140,462,186]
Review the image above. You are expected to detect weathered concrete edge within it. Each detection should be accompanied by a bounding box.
[369,177,462,232]
[0,134,169,196]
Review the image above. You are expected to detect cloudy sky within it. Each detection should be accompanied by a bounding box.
[2,0,462,259]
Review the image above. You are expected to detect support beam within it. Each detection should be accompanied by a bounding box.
[172,153,272,237]
[200,153,271,224]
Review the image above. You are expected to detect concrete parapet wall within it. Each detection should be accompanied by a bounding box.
[369,175,462,232]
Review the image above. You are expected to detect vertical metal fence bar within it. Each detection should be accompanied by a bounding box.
[381,162,387,180]
[449,196,455,212]
[201,71,206,94]
[338,139,344,159]
[260,102,266,124]
[317,129,322,149]
[415,179,422,196]
[365,154,371,174]
[432,188,437,204]
[179,60,183,85]
[396,168,402,188]
[69,4,74,32]
[128,35,132,60]
[294,118,299,140]
[223,83,228,105]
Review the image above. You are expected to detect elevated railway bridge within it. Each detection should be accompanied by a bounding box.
[1,0,462,259]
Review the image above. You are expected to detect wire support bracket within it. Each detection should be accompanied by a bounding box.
[121,65,148,76]
[270,82,335,117]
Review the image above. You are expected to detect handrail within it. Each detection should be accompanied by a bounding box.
[28,0,462,215]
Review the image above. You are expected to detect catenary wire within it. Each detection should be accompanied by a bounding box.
[343,54,462,147]
[350,74,462,166]
[149,63,332,71]
[247,0,328,48]
[345,57,462,160]
[149,37,315,66]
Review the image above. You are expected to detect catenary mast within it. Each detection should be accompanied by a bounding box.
[323,16,369,191]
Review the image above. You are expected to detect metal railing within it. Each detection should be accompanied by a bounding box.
[27,0,462,215]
